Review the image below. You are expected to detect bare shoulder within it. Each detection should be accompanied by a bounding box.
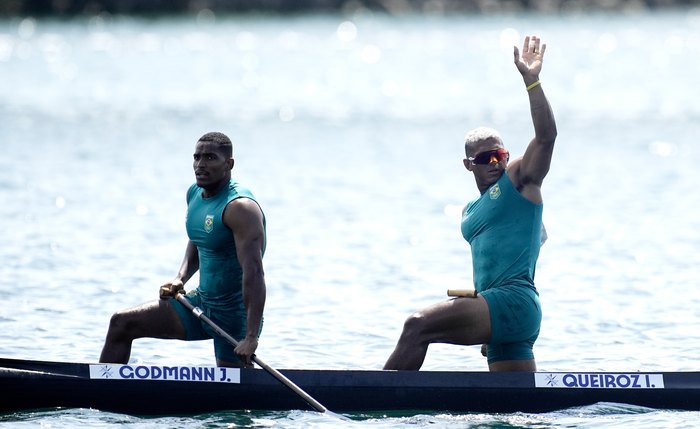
[227,197,262,212]
[223,197,266,259]
[507,155,543,204]
[223,197,264,229]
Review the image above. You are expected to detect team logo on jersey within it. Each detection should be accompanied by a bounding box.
[489,184,501,200]
[204,215,214,233]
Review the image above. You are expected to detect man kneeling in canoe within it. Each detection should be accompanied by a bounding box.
[384,35,557,372]
[99,132,267,368]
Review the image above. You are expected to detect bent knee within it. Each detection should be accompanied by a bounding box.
[401,312,428,337]
[107,311,137,338]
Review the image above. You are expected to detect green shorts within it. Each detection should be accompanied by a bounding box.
[480,284,541,364]
[172,289,254,363]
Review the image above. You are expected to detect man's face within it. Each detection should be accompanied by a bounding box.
[193,140,233,189]
[463,139,509,188]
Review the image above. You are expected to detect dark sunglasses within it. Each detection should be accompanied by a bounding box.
[468,148,510,165]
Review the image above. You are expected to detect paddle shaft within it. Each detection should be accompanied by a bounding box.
[174,293,328,413]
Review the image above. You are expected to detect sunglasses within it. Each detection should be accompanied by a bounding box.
[468,148,510,165]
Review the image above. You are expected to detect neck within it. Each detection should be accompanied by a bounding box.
[202,177,230,198]
[476,170,504,194]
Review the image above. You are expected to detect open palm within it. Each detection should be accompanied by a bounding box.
[514,35,545,78]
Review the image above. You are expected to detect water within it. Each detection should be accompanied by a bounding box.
[2,7,700,428]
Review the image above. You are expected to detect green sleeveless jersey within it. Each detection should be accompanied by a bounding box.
[185,180,266,312]
[461,172,542,293]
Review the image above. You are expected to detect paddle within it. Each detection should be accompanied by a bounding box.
[447,288,478,298]
[173,292,330,414]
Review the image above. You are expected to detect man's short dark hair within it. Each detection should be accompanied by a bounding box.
[198,132,233,158]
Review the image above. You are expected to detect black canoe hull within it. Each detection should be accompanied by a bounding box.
[2,357,700,416]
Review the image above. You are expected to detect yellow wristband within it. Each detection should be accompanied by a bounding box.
[526,80,541,91]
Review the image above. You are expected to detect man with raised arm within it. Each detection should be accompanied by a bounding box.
[100,131,266,368]
[384,35,557,372]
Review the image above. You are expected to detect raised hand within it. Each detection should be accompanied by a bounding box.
[514,35,546,79]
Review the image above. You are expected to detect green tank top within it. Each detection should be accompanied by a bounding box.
[461,172,542,293]
[185,180,266,312]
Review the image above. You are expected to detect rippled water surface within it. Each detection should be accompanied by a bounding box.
[2,8,700,428]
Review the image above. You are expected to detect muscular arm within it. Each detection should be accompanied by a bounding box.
[223,197,266,363]
[176,240,200,284]
[160,240,199,298]
[509,35,558,204]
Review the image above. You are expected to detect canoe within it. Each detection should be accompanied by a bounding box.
[2,357,700,416]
